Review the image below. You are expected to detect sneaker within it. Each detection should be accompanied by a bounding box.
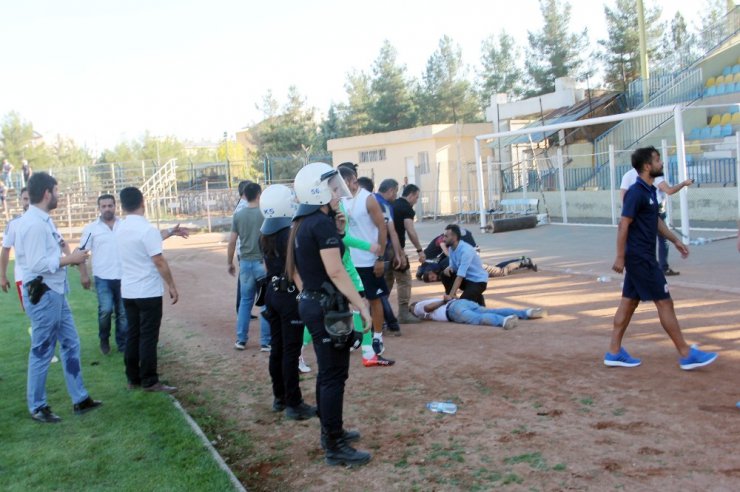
[298,356,311,373]
[362,354,395,367]
[521,256,538,272]
[525,307,547,319]
[234,341,246,350]
[100,338,111,355]
[31,406,61,424]
[397,313,421,325]
[285,402,318,421]
[664,268,680,276]
[604,347,641,368]
[143,382,178,394]
[386,324,402,336]
[502,315,518,330]
[272,398,286,412]
[679,345,718,370]
[371,337,384,355]
[260,344,271,352]
[73,397,103,415]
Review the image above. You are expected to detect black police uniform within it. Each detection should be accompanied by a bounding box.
[294,210,351,439]
[262,227,305,410]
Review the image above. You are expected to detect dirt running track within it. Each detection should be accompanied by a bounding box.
[157,234,740,491]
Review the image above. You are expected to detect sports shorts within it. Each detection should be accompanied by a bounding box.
[622,258,670,301]
[355,267,389,300]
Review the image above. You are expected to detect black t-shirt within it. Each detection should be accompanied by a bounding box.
[392,197,415,248]
[263,227,290,278]
[295,211,344,291]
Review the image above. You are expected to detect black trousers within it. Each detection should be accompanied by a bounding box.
[299,298,350,435]
[441,273,487,306]
[263,288,304,407]
[123,296,163,388]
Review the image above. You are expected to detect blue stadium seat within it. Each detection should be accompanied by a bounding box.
[730,106,739,114]
[721,124,733,137]
[722,66,732,76]
[716,84,727,95]
[688,127,702,140]
[710,125,722,138]
[733,64,740,74]
[700,126,712,139]
[706,85,717,97]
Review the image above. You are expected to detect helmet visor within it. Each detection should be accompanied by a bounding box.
[325,172,352,200]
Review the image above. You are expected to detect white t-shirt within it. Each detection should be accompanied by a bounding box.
[413,299,449,322]
[116,214,164,299]
[2,216,24,283]
[620,168,666,203]
[81,217,122,280]
[344,188,379,268]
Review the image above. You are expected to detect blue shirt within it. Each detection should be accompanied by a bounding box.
[622,177,659,261]
[14,205,68,294]
[448,240,488,283]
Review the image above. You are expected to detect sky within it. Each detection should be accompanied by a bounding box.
[0,0,723,153]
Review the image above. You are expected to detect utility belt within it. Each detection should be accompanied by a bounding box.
[270,275,296,293]
[298,283,359,350]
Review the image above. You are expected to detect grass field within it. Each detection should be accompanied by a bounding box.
[0,263,235,491]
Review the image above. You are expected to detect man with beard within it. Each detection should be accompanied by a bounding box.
[1,187,30,308]
[13,172,102,422]
[605,147,717,371]
[619,153,694,276]
[80,194,128,354]
[440,224,489,306]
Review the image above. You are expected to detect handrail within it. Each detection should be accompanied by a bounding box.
[141,158,178,199]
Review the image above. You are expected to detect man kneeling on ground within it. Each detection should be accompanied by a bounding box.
[410,298,546,330]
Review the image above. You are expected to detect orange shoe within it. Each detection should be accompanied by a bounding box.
[362,355,395,367]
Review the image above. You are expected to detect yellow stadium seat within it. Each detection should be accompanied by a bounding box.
[733,112,740,124]
[734,73,740,83]
[715,75,725,85]
[709,114,721,126]
[720,113,732,125]
[705,76,716,88]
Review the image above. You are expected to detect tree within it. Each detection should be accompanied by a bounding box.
[478,30,525,106]
[317,104,342,150]
[657,11,698,72]
[598,0,663,92]
[368,40,417,133]
[525,0,587,95]
[415,35,481,125]
[339,70,373,137]
[695,0,729,52]
[0,111,50,168]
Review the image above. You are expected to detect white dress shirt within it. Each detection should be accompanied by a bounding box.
[2,216,25,283]
[14,205,68,294]
[116,214,163,299]
[413,299,449,322]
[81,217,122,279]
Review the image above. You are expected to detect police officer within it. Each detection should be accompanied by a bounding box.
[259,184,317,420]
[286,162,372,467]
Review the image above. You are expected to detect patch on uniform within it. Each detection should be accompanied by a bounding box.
[664,283,669,293]
[325,237,339,246]
[375,288,383,295]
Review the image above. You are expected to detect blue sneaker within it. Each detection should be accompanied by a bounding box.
[604,347,641,367]
[679,345,717,370]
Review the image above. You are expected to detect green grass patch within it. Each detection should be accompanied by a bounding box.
[0,263,235,491]
[503,452,549,471]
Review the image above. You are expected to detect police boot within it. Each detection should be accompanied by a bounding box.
[324,435,371,467]
[321,427,361,450]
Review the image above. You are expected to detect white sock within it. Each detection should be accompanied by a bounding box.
[373,332,383,340]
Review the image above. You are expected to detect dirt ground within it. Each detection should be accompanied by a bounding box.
[157,233,740,491]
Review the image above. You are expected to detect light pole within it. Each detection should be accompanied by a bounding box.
[224,131,232,189]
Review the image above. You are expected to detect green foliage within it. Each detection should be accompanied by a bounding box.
[339,70,374,137]
[659,11,698,72]
[478,31,525,105]
[416,35,482,125]
[0,265,234,491]
[525,0,588,95]
[368,40,417,133]
[598,0,663,91]
[695,0,729,51]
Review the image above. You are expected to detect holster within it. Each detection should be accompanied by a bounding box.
[270,275,296,293]
[26,276,50,305]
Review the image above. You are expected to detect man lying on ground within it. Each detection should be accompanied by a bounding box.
[418,256,537,282]
[409,298,546,330]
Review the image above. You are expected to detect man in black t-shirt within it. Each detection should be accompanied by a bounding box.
[387,184,426,323]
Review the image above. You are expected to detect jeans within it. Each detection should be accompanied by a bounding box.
[380,295,399,328]
[447,299,528,327]
[95,277,128,350]
[300,298,350,435]
[24,289,89,413]
[123,297,163,388]
[658,211,669,271]
[236,259,271,345]
[263,288,304,407]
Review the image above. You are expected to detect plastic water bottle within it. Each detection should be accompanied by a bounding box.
[427,401,458,414]
[597,276,612,283]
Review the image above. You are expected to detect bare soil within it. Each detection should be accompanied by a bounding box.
[158,234,740,491]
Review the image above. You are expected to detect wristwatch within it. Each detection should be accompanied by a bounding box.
[376,256,384,262]
[416,249,422,253]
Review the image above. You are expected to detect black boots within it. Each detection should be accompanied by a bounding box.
[321,429,370,466]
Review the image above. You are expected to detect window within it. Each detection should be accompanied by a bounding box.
[418,151,430,174]
[358,148,387,163]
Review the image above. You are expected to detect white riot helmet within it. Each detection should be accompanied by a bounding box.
[259,184,298,235]
[292,162,351,219]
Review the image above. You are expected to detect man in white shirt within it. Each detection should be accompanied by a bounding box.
[410,298,546,329]
[620,152,694,276]
[14,173,102,423]
[80,194,128,354]
[1,187,30,308]
[116,187,180,393]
